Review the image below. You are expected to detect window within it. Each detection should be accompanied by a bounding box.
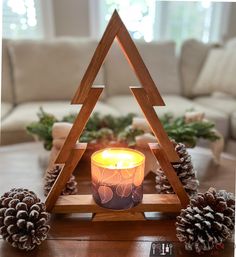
[158,2,228,47]
[2,0,44,39]
[101,0,156,42]
[99,0,230,47]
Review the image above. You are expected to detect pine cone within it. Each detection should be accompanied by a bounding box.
[0,188,50,251]
[155,140,199,196]
[176,187,235,253]
[44,165,78,196]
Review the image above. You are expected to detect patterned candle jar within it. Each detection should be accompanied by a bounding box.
[91,148,145,210]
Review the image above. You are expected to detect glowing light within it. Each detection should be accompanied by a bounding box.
[93,148,145,169]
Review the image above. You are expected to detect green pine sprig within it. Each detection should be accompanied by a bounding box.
[26,107,57,150]
[26,108,220,150]
[160,114,219,147]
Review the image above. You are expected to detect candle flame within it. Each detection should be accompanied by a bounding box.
[92,148,145,169]
[102,150,110,158]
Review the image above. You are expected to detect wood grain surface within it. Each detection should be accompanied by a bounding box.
[116,22,165,106]
[52,194,181,214]
[56,87,103,163]
[72,11,121,104]
[0,142,235,257]
[131,87,180,162]
[45,143,87,212]
[150,143,189,208]
[72,10,164,106]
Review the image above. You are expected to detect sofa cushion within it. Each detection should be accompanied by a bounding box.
[226,37,236,48]
[8,38,105,103]
[194,96,236,115]
[1,101,120,145]
[2,39,14,103]
[193,48,236,97]
[179,39,212,97]
[106,95,229,138]
[231,112,236,139]
[1,102,13,120]
[104,41,180,96]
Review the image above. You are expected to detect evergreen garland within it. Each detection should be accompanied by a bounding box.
[26,108,219,151]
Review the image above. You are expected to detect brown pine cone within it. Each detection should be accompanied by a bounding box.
[176,187,235,253]
[44,165,78,196]
[0,188,50,250]
[155,140,199,196]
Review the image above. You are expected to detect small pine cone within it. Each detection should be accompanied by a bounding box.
[44,165,78,196]
[0,188,50,251]
[176,187,235,253]
[155,140,199,196]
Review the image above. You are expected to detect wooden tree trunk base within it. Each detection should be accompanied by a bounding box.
[51,194,182,214]
[92,212,145,221]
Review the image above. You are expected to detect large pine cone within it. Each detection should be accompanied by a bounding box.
[44,165,78,196]
[0,188,50,250]
[155,140,199,196]
[176,187,235,253]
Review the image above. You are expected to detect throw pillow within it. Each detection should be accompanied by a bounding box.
[193,48,236,97]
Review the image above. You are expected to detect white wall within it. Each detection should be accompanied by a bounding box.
[225,2,236,40]
[52,0,90,37]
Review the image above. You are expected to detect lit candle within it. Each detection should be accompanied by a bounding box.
[91,148,145,210]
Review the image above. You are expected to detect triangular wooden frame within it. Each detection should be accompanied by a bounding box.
[45,10,189,218]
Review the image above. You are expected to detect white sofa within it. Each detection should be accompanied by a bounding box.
[1,38,236,152]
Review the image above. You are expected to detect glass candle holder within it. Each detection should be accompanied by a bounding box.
[91,148,145,210]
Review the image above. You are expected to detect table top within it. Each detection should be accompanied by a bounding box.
[0,142,235,257]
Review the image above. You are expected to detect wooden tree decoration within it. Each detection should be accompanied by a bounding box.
[45,10,189,221]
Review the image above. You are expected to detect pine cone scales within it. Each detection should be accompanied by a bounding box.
[44,165,78,196]
[0,188,50,250]
[176,188,235,253]
[155,141,199,196]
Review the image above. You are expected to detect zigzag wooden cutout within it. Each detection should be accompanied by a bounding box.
[45,10,189,216]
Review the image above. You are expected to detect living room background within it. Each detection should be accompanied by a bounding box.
[1,1,236,256]
[1,1,236,154]
[3,0,236,45]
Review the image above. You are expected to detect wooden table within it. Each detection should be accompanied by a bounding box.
[0,142,235,257]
